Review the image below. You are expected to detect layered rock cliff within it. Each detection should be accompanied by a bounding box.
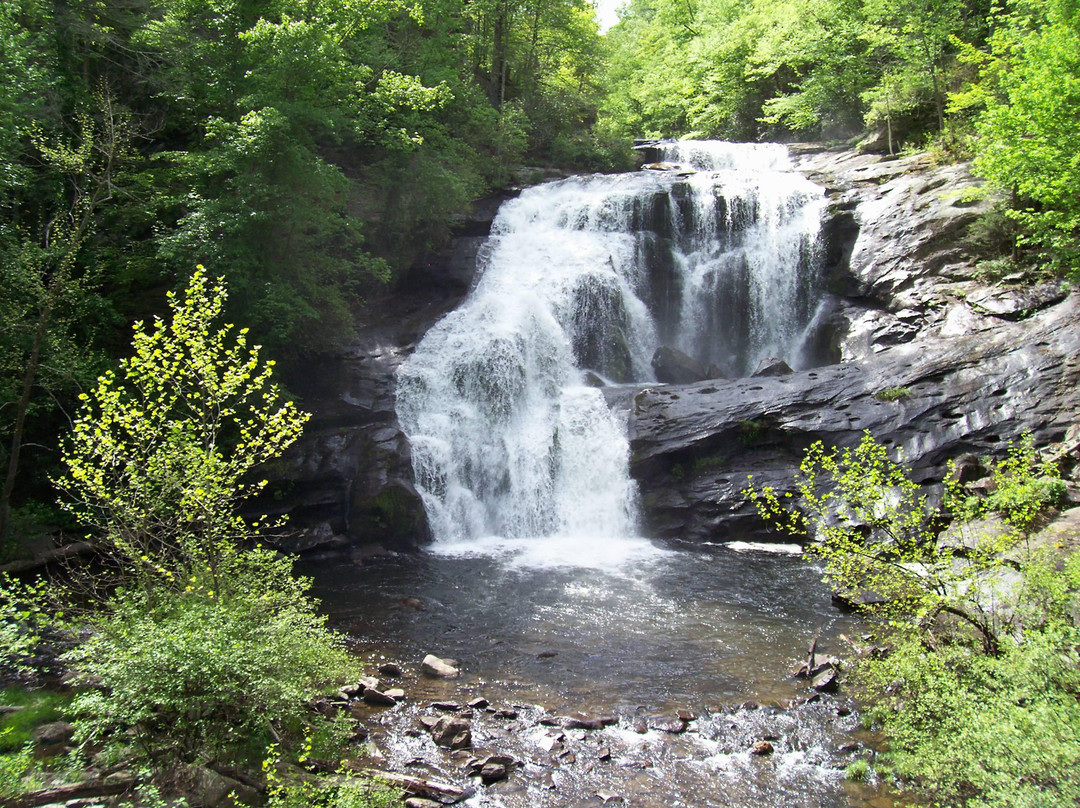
[269,149,1080,553]
[626,148,1079,541]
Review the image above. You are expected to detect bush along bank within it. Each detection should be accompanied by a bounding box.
[747,430,1080,807]
[0,269,398,806]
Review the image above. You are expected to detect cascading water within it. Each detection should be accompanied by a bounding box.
[396,141,827,559]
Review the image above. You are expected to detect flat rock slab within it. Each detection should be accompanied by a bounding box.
[628,292,1080,541]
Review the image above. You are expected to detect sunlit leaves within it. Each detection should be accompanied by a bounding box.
[743,432,1054,652]
[56,268,309,597]
[970,0,1080,272]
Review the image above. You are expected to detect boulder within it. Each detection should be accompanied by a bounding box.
[421,654,460,678]
[187,766,262,808]
[430,716,472,749]
[627,290,1080,542]
[362,687,397,707]
[751,357,794,377]
[811,666,839,692]
[648,716,688,734]
[966,282,1068,320]
[31,721,75,748]
[652,346,707,384]
[561,713,616,730]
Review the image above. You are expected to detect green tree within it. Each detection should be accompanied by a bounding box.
[745,432,1061,652]
[55,268,354,768]
[746,434,1080,807]
[968,0,1080,272]
[0,101,130,554]
[56,267,309,598]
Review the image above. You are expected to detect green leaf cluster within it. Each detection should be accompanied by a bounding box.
[263,753,401,808]
[951,433,1066,531]
[0,572,59,680]
[66,572,356,765]
[56,269,309,598]
[964,0,1080,273]
[50,270,358,771]
[860,554,1080,807]
[0,734,38,797]
[746,433,1080,806]
[599,0,989,143]
[745,432,1011,650]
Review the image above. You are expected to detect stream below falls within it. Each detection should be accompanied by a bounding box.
[301,545,899,808]
[302,142,905,806]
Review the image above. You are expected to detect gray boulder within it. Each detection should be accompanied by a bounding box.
[652,346,708,384]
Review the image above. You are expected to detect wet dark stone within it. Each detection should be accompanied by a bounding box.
[652,346,708,385]
[811,667,839,692]
[751,357,793,377]
[649,716,688,734]
[431,716,472,749]
[362,687,397,706]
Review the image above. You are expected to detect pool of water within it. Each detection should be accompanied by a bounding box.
[300,540,902,807]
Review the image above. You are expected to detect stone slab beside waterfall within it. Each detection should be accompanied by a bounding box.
[265,146,1080,553]
[626,147,1080,541]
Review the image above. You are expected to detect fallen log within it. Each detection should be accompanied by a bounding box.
[8,776,138,808]
[0,542,94,574]
[356,768,474,804]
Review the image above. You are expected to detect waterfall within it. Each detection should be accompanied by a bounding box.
[396,141,826,556]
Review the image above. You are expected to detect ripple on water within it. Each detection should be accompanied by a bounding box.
[300,543,901,807]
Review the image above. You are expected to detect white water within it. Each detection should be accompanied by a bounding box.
[396,141,826,561]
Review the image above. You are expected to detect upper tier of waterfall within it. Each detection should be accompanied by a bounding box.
[396,141,826,548]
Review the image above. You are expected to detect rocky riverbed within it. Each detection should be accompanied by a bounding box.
[292,540,901,808]
[320,651,884,808]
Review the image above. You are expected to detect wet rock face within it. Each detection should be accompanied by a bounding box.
[268,150,1080,552]
[625,148,1080,541]
[257,189,515,555]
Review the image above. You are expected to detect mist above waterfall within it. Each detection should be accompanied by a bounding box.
[396,141,826,555]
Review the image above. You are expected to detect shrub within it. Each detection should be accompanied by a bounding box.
[747,433,1080,807]
[265,774,400,808]
[843,758,871,782]
[0,573,57,681]
[951,433,1066,531]
[264,745,400,808]
[860,610,1080,807]
[66,551,357,765]
[54,268,309,602]
[0,735,38,796]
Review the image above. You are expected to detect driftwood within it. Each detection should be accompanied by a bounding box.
[357,769,473,804]
[7,776,138,808]
[0,542,93,574]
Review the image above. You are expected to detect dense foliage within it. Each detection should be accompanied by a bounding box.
[598,0,1080,271]
[53,271,353,773]
[747,434,1079,806]
[965,0,1080,273]
[597,0,991,143]
[0,0,622,557]
[56,269,309,598]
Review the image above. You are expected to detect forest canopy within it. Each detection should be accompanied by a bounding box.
[1,0,1078,557]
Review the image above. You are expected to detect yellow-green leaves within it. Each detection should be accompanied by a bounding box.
[55,269,309,598]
